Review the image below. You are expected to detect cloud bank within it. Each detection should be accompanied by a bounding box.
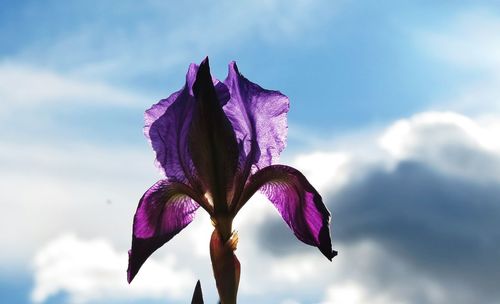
[31,234,195,303]
[260,112,500,304]
[26,111,500,303]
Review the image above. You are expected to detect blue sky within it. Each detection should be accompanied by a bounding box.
[2,1,500,303]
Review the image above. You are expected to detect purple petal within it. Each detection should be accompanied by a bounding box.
[128,180,199,283]
[145,64,198,183]
[242,165,336,260]
[145,63,230,185]
[223,62,289,172]
[188,58,239,211]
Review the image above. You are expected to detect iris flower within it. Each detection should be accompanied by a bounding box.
[127,58,336,303]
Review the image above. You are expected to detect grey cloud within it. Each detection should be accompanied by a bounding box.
[336,161,500,293]
[257,215,308,256]
[257,159,500,303]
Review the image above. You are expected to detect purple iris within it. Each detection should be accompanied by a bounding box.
[128,58,336,303]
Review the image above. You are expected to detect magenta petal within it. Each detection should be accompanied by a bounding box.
[127,180,199,283]
[223,62,289,171]
[244,165,336,260]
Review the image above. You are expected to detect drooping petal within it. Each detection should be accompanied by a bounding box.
[223,62,289,173]
[210,230,240,304]
[145,64,230,186]
[189,58,239,212]
[241,165,337,260]
[128,180,200,283]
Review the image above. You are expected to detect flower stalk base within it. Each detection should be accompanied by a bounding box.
[210,229,240,304]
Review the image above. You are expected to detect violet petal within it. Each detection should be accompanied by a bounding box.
[127,180,199,283]
[223,62,289,172]
[145,63,230,185]
[145,64,198,183]
[188,58,239,211]
[242,165,337,260]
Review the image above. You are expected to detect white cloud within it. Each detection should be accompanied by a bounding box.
[379,111,500,181]
[0,119,324,303]
[9,109,500,303]
[323,282,402,304]
[12,0,339,81]
[0,62,146,112]
[167,0,333,46]
[289,112,500,203]
[31,234,195,303]
[336,111,500,303]
[417,10,500,113]
[259,111,500,303]
[293,152,350,194]
[419,10,500,70]
[0,142,154,265]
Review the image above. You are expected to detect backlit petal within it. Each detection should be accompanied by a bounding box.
[128,180,199,283]
[223,62,289,172]
[145,63,230,186]
[188,58,239,211]
[145,64,198,183]
[242,165,336,260]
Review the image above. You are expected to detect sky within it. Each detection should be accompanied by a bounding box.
[2,0,500,303]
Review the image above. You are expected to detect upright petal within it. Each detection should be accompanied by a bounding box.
[223,62,289,172]
[128,180,200,283]
[145,64,198,183]
[240,165,337,260]
[189,58,239,211]
[145,64,230,185]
